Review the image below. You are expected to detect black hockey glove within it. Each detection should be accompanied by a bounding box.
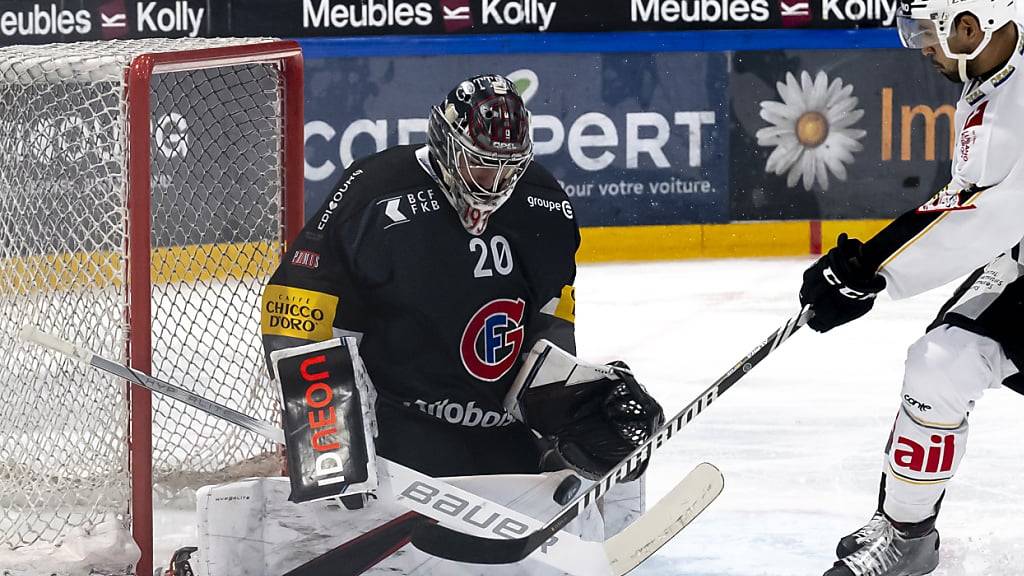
[548,362,665,481]
[800,233,886,333]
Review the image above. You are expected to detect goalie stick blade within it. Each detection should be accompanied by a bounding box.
[607,463,723,576]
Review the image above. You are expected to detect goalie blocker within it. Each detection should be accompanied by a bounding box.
[270,338,379,503]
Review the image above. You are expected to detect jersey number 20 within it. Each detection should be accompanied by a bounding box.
[469,235,513,278]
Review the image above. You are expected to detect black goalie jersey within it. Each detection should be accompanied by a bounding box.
[262,145,580,476]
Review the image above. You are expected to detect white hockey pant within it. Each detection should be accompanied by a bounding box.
[882,325,1019,523]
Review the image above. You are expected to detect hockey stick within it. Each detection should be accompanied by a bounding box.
[22,326,720,575]
[409,306,812,564]
[283,511,433,576]
[21,326,725,574]
[18,326,611,576]
[287,462,722,576]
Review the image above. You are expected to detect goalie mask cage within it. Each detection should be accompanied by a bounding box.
[0,39,303,576]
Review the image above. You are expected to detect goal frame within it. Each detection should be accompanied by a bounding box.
[124,41,304,576]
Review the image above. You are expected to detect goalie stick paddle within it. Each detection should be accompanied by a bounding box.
[409,306,812,564]
[284,511,434,576]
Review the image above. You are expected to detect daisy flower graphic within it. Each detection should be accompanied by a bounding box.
[756,70,866,191]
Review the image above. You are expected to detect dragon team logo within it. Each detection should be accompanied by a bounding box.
[460,298,525,382]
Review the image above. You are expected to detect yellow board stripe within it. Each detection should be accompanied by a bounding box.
[578,219,891,263]
[1,219,896,294]
[0,250,123,295]
[152,241,282,284]
[0,240,282,295]
[819,220,892,250]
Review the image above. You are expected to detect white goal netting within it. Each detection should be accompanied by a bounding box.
[0,38,299,574]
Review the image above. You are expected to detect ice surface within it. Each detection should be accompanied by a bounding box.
[575,258,1024,576]
[0,520,138,576]
[148,257,1023,575]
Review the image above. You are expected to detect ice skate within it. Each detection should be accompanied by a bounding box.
[836,511,889,558]
[824,516,939,576]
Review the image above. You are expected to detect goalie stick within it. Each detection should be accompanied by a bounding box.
[285,463,722,576]
[20,326,722,575]
[409,306,812,564]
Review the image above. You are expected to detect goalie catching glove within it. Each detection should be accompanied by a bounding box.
[505,341,664,481]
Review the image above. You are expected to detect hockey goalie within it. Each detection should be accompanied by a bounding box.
[197,74,667,575]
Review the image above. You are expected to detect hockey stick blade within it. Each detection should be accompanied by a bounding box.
[607,463,723,575]
[410,307,810,564]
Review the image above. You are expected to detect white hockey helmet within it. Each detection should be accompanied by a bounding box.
[897,0,1016,80]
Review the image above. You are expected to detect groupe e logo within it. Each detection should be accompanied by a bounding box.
[526,196,574,219]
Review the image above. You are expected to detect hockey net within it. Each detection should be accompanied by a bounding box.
[0,38,303,575]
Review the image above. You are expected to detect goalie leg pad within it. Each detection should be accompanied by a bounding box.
[197,475,606,576]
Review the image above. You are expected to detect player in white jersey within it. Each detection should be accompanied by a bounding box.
[798,0,1024,574]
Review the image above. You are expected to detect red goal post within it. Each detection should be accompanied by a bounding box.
[126,40,303,576]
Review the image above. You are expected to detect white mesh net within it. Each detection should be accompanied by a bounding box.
[0,38,292,572]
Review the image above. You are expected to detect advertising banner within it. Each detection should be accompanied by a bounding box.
[0,0,898,46]
[302,52,730,227]
[729,49,961,220]
[238,0,778,36]
[225,0,899,36]
[0,0,213,44]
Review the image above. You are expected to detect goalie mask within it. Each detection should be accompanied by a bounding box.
[428,74,534,235]
[897,0,1016,82]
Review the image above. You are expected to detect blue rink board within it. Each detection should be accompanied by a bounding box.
[297,28,901,59]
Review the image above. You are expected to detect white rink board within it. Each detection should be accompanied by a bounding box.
[149,257,1023,575]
